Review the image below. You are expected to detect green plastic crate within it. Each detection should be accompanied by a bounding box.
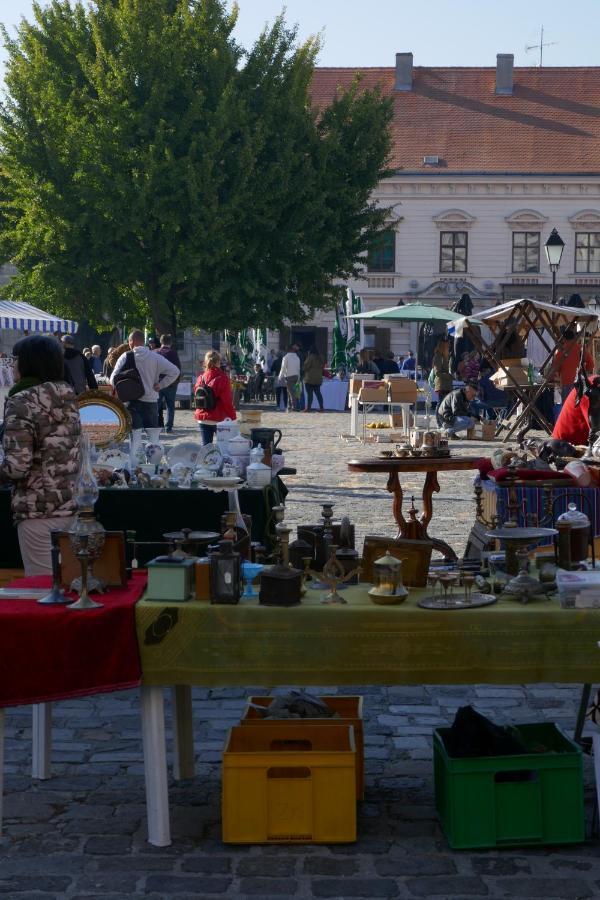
[434,723,584,849]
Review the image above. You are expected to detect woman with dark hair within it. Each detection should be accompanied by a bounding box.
[302,345,325,412]
[0,335,81,575]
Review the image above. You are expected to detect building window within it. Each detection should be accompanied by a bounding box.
[575,232,600,273]
[367,230,395,272]
[439,231,467,273]
[512,231,540,273]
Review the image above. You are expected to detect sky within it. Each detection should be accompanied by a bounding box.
[0,0,598,82]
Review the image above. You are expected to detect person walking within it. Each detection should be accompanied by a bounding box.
[431,338,453,405]
[110,329,179,430]
[61,335,97,395]
[194,350,237,444]
[103,342,128,378]
[270,351,286,410]
[303,345,325,412]
[280,345,302,411]
[0,335,81,575]
[90,345,103,376]
[156,334,181,433]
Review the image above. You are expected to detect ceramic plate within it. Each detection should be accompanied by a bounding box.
[197,443,224,473]
[166,441,202,468]
[96,448,130,470]
[200,476,243,489]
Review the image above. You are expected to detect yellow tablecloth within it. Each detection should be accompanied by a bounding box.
[136,586,600,687]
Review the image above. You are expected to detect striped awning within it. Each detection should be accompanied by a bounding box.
[0,301,78,334]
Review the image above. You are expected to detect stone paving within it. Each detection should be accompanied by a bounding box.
[3,404,600,899]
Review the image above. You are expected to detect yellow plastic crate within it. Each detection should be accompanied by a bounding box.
[241,696,364,799]
[222,724,357,844]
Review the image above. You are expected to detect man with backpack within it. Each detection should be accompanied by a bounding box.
[110,329,179,430]
[194,350,236,444]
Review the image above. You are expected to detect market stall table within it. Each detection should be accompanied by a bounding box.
[0,477,288,567]
[0,573,146,833]
[303,379,348,411]
[136,586,600,846]
[347,456,483,560]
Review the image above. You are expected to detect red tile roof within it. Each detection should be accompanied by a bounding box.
[310,67,600,174]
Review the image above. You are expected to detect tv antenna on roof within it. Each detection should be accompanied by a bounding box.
[525,25,557,67]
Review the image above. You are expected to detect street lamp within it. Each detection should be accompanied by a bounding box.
[544,228,565,305]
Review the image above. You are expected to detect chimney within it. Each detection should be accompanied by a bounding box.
[395,52,413,91]
[495,53,514,95]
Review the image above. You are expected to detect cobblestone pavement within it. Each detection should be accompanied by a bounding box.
[3,405,600,899]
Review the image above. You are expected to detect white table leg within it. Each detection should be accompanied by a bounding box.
[32,702,52,780]
[349,396,359,437]
[141,685,171,847]
[0,707,4,836]
[171,685,195,781]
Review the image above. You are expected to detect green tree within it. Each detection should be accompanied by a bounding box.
[0,0,392,333]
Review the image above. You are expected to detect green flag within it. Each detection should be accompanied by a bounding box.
[331,292,349,371]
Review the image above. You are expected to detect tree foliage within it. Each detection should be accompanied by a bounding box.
[0,0,392,333]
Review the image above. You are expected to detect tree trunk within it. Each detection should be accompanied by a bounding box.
[146,273,172,337]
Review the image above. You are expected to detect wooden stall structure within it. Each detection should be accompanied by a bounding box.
[454,299,598,440]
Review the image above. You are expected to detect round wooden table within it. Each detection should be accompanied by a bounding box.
[347,456,484,560]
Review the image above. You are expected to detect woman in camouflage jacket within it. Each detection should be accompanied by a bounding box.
[0,336,81,575]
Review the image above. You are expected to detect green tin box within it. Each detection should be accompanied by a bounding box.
[145,556,195,601]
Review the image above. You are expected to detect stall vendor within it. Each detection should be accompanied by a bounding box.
[436,382,479,436]
[552,377,600,446]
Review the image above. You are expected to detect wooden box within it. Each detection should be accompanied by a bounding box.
[58,531,127,589]
[361,536,433,587]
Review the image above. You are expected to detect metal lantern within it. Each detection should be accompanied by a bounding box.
[368,550,408,600]
[210,540,242,604]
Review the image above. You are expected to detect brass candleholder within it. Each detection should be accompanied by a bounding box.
[304,545,361,604]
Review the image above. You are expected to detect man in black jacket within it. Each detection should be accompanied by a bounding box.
[61,335,97,395]
[436,382,479,435]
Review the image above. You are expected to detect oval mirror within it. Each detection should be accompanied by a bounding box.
[77,389,131,447]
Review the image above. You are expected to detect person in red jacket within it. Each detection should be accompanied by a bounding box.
[194,350,236,445]
[552,375,600,446]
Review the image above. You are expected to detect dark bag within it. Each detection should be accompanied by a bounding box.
[113,351,144,402]
[194,376,217,411]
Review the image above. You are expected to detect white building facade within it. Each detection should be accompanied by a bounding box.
[280,55,600,363]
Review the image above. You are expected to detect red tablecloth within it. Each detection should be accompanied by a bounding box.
[0,572,147,708]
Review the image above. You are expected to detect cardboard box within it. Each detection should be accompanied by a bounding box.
[358,386,388,403]
[467,422,497,441]
[349,374,372,396]
[490,367,528,388]
[387,380,418,402]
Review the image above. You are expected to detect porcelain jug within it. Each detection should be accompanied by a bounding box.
[216,418,240,446]
[228,433,251,476]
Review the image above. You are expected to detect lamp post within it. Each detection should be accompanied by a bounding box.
[544,228,565,305]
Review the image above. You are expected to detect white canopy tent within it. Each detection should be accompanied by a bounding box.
[0,300,78,335]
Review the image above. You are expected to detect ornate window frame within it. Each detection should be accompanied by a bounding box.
[504,208,548,231]
[432,209,476,230]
